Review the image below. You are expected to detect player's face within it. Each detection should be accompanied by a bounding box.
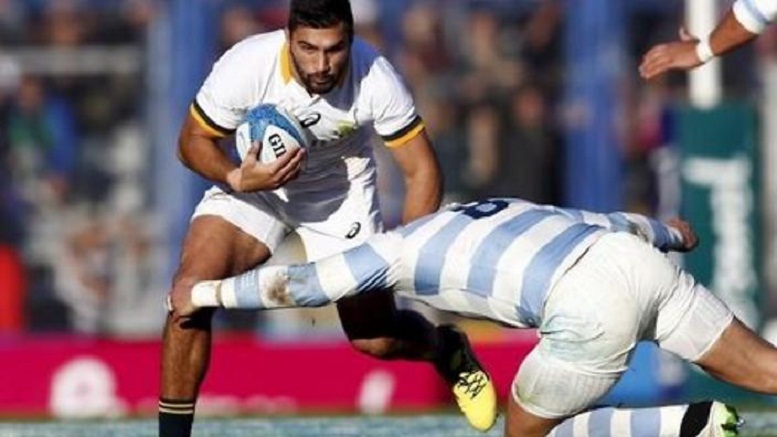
[288,24,351,95]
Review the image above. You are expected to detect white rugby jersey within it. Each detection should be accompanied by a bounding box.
[217,199,685,328]
[190,29,424,191]
[733,0,777,33]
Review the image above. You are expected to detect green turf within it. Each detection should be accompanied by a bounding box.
[1,412,777,436]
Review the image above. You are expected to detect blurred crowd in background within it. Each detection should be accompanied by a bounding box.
[0,0,765,338]
[0,0,162,336]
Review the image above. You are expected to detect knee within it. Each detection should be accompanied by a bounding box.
[349,337,399,360]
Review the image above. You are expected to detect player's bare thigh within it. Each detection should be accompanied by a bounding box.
[167,215,272,325]
[176,215,272,281]
[161,216,272,399]
[694,317,777,394]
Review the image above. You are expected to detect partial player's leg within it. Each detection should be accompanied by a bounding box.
[336,290,433,359]
[541,401,741,437]
[509,346,742,437]
[336,293,497,431]
[294,182,497,431]
[505,232,651,436]
[652,260,777,394]
[507,352,743,436]
[695,317,777,394]
[507,231,748,437]
[507,344,621,437]
[506,392,562,437]
[159,216,271,437]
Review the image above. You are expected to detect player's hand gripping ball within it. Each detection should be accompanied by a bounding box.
[235,104,309,163]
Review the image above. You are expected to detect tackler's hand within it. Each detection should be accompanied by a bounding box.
[666,217,699,252]
[166,278,200,318]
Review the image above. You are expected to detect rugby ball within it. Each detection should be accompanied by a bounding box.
[235,104,308,163]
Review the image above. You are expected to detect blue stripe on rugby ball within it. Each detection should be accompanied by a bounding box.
[244,104,307,148]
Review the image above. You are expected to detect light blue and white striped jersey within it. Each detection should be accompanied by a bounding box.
[221,199,685,328]
[733,0,777,34]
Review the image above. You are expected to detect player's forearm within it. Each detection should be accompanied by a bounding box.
[178,133,237,188]
[605,212,685,251]
[708,8,761,57]
[401,166,442,224]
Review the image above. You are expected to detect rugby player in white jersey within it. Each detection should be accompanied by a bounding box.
[159,1,495,435]
[169,198,777,437]
[640,0,777,79]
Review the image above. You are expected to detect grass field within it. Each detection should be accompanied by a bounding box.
[1,415,486,437]
[2,412,777,437]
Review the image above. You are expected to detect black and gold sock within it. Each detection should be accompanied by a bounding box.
[679,401,713,437]
[159,398,195,437]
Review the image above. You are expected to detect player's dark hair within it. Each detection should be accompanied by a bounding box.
[288,0,354,41]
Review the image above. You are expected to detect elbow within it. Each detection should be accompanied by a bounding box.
[176,147,186,166]
[176,139,193,169]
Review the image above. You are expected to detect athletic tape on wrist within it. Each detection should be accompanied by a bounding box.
[695,38,715,64]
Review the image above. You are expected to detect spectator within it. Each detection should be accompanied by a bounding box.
[496,84,560,204]
[464,101,501,199]
[218,4,263,52]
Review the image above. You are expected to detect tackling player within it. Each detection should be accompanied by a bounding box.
[159,0,495,435]
[640,0,777,79]
[171,198,771,437]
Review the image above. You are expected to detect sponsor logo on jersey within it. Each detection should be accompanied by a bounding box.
[299,112,322,128]
[346,222,361,239]
[336,122,357,139]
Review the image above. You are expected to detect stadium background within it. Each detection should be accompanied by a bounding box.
[0,0,774,423]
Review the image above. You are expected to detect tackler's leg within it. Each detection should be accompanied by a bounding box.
[337,291,498,432]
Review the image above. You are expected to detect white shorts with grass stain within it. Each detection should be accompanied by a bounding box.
[513,232,733,419]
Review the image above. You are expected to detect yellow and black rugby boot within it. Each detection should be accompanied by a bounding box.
[435,325,497,432]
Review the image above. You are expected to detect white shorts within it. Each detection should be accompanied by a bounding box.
[191,179,383,261]
[513,232,734,419]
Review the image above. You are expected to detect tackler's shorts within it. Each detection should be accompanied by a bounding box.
[513,232,733,419]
